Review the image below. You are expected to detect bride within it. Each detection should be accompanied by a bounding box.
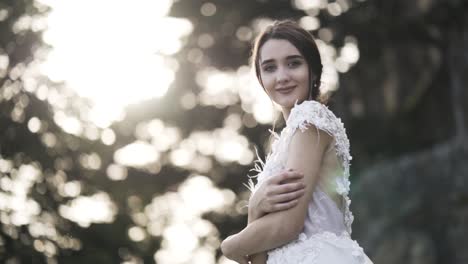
[220,20,373,264]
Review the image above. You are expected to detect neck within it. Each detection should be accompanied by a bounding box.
[282,107,292,121]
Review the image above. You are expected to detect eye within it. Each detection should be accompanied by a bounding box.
[262,64,276,72]
[288,60,302,68]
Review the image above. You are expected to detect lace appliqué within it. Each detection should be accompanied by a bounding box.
[267,231,366,264]
[286,100,354,234]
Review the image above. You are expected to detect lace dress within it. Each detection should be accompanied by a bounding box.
[252,100,373,264]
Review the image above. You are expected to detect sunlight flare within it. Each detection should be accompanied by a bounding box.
[39,0,193,127]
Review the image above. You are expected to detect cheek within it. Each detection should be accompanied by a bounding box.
[260,74,275,92]
[296,69,310,87]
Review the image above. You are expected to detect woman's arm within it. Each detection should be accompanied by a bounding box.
[222,171,305,263]
[221,126,332,257]
[247,170,305,264]
[248,210,268,264]
[248,170,305,221]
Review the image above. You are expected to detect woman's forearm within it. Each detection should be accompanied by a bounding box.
[248,209,267,264]
[226,210,300,257]
[247,206,262,224]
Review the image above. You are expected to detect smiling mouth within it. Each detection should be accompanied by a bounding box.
[276,85,296,94]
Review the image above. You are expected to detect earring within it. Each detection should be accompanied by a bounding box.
[309,79,317,100]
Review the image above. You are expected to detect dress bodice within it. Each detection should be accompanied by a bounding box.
[252,100,354,236]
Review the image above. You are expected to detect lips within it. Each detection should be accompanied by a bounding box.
[276,85,296,94]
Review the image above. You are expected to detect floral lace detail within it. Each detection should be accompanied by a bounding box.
[286,100,354,234]
[267,231,366,264]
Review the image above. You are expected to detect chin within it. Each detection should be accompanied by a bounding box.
[273,94,307,110]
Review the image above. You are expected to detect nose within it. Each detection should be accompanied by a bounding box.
[276,66,290,84]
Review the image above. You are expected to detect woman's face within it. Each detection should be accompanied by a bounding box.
[259,39,311,110]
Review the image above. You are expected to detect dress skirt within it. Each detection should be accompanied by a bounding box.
[266,231,373,264]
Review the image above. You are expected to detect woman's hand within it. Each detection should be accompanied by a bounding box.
[249,169,305,221]
[221,235,249,264]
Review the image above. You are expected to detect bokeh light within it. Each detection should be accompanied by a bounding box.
[38,0,193,128]
[59,192,117,227]
[146,175,236,264]
[0,0,369,262]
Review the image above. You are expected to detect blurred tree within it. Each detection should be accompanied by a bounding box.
[1,0,467,263]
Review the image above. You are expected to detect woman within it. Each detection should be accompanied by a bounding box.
[221,20,373,264]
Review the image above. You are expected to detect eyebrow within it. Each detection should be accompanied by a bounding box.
[260,55,304,66]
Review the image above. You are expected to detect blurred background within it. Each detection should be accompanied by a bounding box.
[0,0,467,263]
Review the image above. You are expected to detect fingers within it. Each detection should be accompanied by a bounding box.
[264,185,306,213]
[261,169,306,214]
[270,199,300,212]
[270,181,305,196]
[272,187,305,203]
[270,169,304,184]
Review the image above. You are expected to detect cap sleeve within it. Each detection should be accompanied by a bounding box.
[286,100,352,196]
[287,100,355,233]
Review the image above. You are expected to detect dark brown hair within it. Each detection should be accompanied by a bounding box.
[251,20,326,103]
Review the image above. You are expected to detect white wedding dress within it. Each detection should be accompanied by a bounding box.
[252,100,373,264]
